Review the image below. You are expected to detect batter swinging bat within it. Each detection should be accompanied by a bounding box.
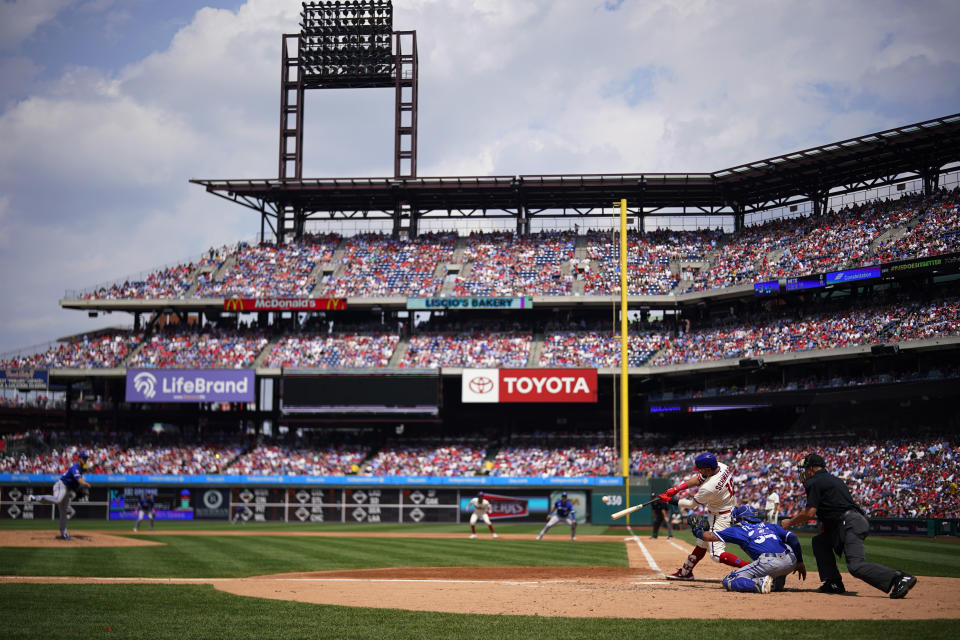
[611,497,659,520]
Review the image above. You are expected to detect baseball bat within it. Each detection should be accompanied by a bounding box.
[611,497,658,520]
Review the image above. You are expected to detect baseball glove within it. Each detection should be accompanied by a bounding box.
[686,514,709,531]
[75,486,90,500]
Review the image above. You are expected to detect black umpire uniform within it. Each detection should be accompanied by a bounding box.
[650,493,673,539]
[789,453,917,598]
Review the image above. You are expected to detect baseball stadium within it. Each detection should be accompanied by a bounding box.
[1,2,959,638]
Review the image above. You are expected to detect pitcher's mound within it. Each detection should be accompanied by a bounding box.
[0,530,162,548]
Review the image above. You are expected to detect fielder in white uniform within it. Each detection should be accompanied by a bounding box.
[765,489,780,524]
[659,452,750,580]
[468,491,498,539]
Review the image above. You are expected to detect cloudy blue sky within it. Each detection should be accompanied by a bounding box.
[1,0,959,354]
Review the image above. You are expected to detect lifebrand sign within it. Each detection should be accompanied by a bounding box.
[223,298,347,312]
[125,369,255,403]
[461,368,597,403]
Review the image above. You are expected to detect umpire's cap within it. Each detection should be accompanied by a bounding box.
[694,452,718,469]
[798,453,827,469]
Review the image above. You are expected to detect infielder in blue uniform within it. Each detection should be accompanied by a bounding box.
[133,494,155,532]
[28,451,91,540]
[690,505,806,593]
[536,491,577,541]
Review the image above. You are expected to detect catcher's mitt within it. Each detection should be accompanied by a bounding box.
[686,514,709,531]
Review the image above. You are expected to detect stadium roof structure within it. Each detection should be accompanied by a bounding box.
[192,112,960,239]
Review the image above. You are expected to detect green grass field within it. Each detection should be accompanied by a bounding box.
[1,520,957,639]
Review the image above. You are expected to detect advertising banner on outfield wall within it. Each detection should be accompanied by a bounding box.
[406,296,533,310]
[223,297,346,311]
[461,368,597,403]
[0,368,48,390]
[125,369,254,403]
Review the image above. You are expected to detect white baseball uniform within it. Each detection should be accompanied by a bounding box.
[765,490,780,523]
[469,497,492,525]
[678,461,736,562]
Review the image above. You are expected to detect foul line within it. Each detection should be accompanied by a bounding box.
[624,526,662,574]
[668,540,688,553]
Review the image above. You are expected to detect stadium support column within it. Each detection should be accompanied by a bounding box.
[517,205,530,237]
[732,203,745,233]
[921,166,940,196]
[65,381,73,431]
[810,190,829,217]
[278,33,304,181]
[394,31,418,179]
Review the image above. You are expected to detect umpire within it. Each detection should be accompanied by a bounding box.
[781,453,917,599]
[650,492,673,539]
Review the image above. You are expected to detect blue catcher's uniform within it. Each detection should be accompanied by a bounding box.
[537,495,577,540]
[712,517,803,592]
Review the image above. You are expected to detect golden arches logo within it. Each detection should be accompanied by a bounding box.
[224,297,244,311]
[324,298,346,310]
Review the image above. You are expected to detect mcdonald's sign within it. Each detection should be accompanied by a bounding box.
[222,298,347,312]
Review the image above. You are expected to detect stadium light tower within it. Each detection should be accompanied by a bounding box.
[279,1,417,181]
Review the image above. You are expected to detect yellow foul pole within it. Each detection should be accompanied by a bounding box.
[618,198,630,524]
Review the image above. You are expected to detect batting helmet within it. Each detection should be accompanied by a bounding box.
[477,491,484,498]
[732,505,762,524]
[694,452,718,470]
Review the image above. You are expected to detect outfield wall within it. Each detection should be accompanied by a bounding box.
[0,480,649,525]
[2,478,955,535]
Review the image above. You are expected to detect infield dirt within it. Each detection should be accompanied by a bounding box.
[2,530,956,619]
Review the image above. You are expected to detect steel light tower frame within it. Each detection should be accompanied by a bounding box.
[276,1,417,241]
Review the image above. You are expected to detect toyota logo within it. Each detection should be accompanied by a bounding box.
[469,376,494,394]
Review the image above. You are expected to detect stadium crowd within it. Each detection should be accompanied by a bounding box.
[226,444,369,475]
[4,294,959,370]
[0,443,244,475]
[0,332,141,369]
[363,441,488,476]
[67,189,960,302]
[2,433,954,518]
[129,327,269,369]
[452,231,576,296]
[317,232,455,298]
[539,322,666,367]
[398,320,532,368]
[265,331,399,369]
[195,237,339,298]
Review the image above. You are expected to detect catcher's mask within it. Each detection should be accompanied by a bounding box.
[732,505,762,524]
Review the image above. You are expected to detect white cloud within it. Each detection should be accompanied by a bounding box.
[0,0,73,50]
[1,0,959,352]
